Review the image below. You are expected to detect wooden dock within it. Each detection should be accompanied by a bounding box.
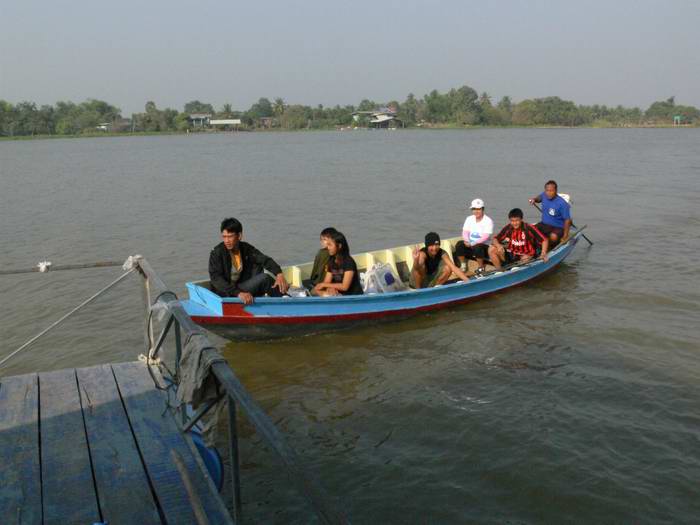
[0,361,233,525]
[0,257,347,524]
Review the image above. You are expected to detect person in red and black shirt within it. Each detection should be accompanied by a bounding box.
[488,208,550,270]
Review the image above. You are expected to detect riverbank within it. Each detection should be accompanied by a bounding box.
[0,130,184,141]
[1,123,697,142]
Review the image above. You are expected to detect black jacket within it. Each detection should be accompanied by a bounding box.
[208,241,283,297]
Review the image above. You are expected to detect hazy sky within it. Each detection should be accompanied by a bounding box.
[1,0,698,114]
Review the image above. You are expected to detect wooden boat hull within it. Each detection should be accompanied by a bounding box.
[181,233,583,341]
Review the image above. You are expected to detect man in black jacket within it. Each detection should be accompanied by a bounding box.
[209,217,289,304]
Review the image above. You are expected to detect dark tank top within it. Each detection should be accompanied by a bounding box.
[421,247,446,275]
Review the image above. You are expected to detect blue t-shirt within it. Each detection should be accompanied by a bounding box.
[539,193,571,228]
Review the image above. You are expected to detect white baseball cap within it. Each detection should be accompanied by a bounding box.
[470,198,485,209]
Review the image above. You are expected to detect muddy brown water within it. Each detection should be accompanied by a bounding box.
[1,129,699,523]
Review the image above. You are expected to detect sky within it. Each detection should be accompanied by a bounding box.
[1,0,699,115]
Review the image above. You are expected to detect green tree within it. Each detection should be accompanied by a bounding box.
[175,112,190,131]
[219,103,233,118]
[184,100,214,114]
[36,105,56,134]
[512,99,538,126]
[495,96,513,125]
[479,92,506,125]
[246,98,274,124]
[161,108,178,130]
[321,104,354,126]
[449,85,481,125]
[643,96,692,123]
[357,99,376,112]
[399,93,419,126]
[497,96,512,114]
[13,101,39,135]
[423,90,450,123]
[280,105,309,129]
[141,101,163,131]
[0,100,13,135]
[80,99,120,123]
[256,97,273,117]
[512,97,582,126]
[76,110,101,132]
[272,98,286,117]
[53,101,78,134]
[311,104,325,124]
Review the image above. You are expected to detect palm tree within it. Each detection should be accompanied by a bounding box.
[220,103,233,118]
[479,92,492,108]
[273,98,286,117]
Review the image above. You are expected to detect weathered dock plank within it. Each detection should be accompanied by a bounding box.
[39,368,100,525]
[112,361,232,525]
[0,373,41,525]
[76,364,162,524]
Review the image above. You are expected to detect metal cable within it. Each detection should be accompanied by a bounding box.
[0,268,136,371]
[0,260,124,276]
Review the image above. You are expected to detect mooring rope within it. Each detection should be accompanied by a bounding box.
[0,260,123,276]
[0,268,136,370]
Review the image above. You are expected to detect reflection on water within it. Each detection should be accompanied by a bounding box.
[225,260,582,389]
[2,129,700,523]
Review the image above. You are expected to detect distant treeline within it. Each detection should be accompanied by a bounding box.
[1,85,698,137]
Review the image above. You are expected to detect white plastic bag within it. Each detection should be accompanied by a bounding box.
[362,263,405,294]
[287,286,310,297]
[360,272,374,294]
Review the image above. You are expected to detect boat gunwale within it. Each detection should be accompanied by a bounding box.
[186,231,582,307]
[187,257,570,328]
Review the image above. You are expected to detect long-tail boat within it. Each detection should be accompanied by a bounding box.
[182,230,585,341]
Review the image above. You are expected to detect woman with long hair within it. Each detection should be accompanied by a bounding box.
[312,231,363,296]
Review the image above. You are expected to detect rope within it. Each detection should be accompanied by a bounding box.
[0,268,136,371]
[0,260,123,276]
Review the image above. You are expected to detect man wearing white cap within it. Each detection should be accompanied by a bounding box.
[455,198,494,275]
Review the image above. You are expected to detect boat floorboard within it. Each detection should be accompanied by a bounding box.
[0,361,233,525]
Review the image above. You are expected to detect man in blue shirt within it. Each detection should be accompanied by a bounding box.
[528,180,572,246]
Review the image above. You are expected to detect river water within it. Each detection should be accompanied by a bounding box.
[1,129,699,523]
